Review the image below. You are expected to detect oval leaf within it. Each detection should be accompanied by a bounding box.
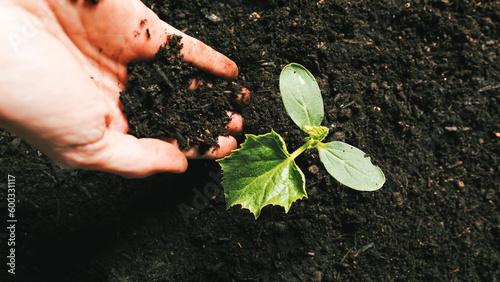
[318,141,385,191]
[280,63,324,132]
[217,130,307,219]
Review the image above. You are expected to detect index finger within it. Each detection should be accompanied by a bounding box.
[123,1,238,80]
[161,22,239,81]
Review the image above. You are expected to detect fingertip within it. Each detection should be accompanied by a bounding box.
[164,26,238,81]
[209,136,238,159]
[187,78,203,91]
[192,47,238,81]
[236,87,251,102]
[224,59,239,81]
[183,136,237,160]
[139,138,189,174]
[226,111,244,135]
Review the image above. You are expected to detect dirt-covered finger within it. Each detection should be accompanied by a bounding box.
[182,136,237,160]
[160,22,238,81]
[235,85,251,102]
[226,111,243,135]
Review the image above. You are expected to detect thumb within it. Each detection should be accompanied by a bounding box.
[59,129,188,178]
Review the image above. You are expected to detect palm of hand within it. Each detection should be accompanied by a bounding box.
[0,0,240,177]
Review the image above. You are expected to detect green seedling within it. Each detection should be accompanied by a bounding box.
[217,63,385,218]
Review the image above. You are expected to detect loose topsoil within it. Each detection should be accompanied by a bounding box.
[1,0,499,281]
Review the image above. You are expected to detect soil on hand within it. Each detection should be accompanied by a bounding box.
[120,35,244,152]
[1,0,499,281]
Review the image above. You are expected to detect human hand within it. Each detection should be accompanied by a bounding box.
[0,0,245,177]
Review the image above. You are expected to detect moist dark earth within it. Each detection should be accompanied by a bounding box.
[1,0,499,281]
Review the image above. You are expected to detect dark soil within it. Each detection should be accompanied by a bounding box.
[1,0,499,281]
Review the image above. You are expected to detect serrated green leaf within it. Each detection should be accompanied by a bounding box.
[217,130,307,219]
[280,63,324,132]
[317,141,385,191]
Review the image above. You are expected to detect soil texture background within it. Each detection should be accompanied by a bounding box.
[1,0,499,281]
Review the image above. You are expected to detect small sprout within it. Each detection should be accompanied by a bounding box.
[217,63,385,218]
